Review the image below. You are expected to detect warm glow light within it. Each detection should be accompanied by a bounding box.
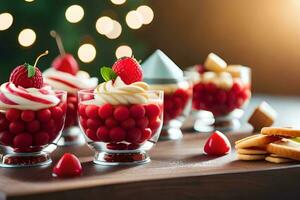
[65,5,84,23]
[0,13,13,31]
[106,20,122,39]
[18,29,36,47]
[137,5,154,24]
[115,45,132,59]
[24,0,34,2]
[77,44,96,63]
[126,10,143,29]
[96,16,114,35]
[110,0,126,5]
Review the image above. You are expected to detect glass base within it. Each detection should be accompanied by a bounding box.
[58,127,85,146]
[93,151,150,166]
[0,152,52,168]
[160,127,183,141]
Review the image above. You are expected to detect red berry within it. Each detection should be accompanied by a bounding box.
[86,129,97,141]
[96,126,110,142]
[34,131,49,146]
[26,120,41,133]
[195,64,206,74]
[136,117,149,129]
[109,127,126,142]
[6,109,20,122]
[13,133,33,149]
[9,121,25,134]
[141,128,152,142]
[0,131,13,145]
[79,104,87,118]
[145,104,161,118]
[0,118,9,131]
[42,119,55,130]
[98,104,114,119]
[51,107,64,121]
[105,117,118,128]
[52,54,79,76]
[149,118,161,132]
[87,118,101,130]
[107,143,128,150]
[37,109,51,122]
[204,131,231,156]
[113,106,129,121]
[9,64,44,89]
[128,143,140,150]
[52,153,82,178]
[126,128,142,143]
[130,105,145,119]
[21,110,35,122]
[112,57,143,84]
[121,118,135,130]
[79,117,88,129]
[85,105,99,119]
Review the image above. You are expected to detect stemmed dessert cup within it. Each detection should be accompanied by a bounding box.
[78,89,164,165]
[0,90,67,168]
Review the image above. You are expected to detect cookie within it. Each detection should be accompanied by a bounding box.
[237,154,266,161]
[236,148,267,155]
[235,134,280,149]
[267,139,300,161]
[261,127,300,137]
[265,156,293,164]
[248,101,277,132]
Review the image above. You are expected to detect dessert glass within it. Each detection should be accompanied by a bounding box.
[78,90,163,165]
[188,66,251,131]
[0,90,67,167]
[145,78,192,140]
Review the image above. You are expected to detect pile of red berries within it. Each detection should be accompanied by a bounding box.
[164,88,191,123]
[193,81,251,116]
[64,94,78,128]
[0,105,66,152]
[78,103,162,150]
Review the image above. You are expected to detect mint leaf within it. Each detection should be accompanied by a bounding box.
[24,63,36,78]
[100,67,117,81]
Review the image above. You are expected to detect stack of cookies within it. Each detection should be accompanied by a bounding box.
[235,127,300,163]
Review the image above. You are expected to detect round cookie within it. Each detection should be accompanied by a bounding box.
[261,127,300,137]
[235,134,280,149]
[237,154,266,161]
[267,139,300,161]
[237,148,267,155]
[265,156,293,164]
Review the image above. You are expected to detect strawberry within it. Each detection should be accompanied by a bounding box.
[9,64,43,89]
[204,131,231,156]
[52,153,82,178]
[52,54,79,75]
[112,57,143,84]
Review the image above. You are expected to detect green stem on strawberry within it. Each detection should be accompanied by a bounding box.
[50,30,65,56]
[100,67,117,82]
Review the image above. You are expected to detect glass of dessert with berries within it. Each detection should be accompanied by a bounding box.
[43,31,98,146]
[141,50,192,140]
[0,51,67,168]
[189,53,251,131]
[78,57,164,165]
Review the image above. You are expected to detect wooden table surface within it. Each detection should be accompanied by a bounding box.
[1,95,300,200]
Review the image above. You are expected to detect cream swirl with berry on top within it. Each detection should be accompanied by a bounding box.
[92,76,150,105]
[43,68,98,94]
[0,82,60,111]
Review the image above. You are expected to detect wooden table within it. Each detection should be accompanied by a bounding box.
[1,95,300,200]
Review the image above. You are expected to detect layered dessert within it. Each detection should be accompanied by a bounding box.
[192,53,251,117]
[78,57,163,165]
[142,50,192,140]
[0,51,67,167]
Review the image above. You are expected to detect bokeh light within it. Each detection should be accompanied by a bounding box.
[18,29,36,47]
[65,5,84,23]
[106,20,122,39]
[110,0,126,5]
[77,43,96,63]
[24,0,34,2]
[126,10,143,29]
[96,16,114,35]
[137,5,154,24]
[0,13,13,31]
[115,45,132,58]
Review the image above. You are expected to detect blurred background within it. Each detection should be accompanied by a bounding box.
[1,0,300,95]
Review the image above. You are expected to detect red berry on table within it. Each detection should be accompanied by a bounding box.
[113,106,130,121]
[52,54,79,76]
[13,133,33,149]
[21,110,35,122]
[52,153,82,178]
[6,109,20,122]
[204,131,231,156]
[98,104,114,119]
[112,57,143,84]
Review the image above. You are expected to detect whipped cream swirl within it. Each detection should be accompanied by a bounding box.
[43,68,98,94]
[92,77,150,105]
[0,82,60,111]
